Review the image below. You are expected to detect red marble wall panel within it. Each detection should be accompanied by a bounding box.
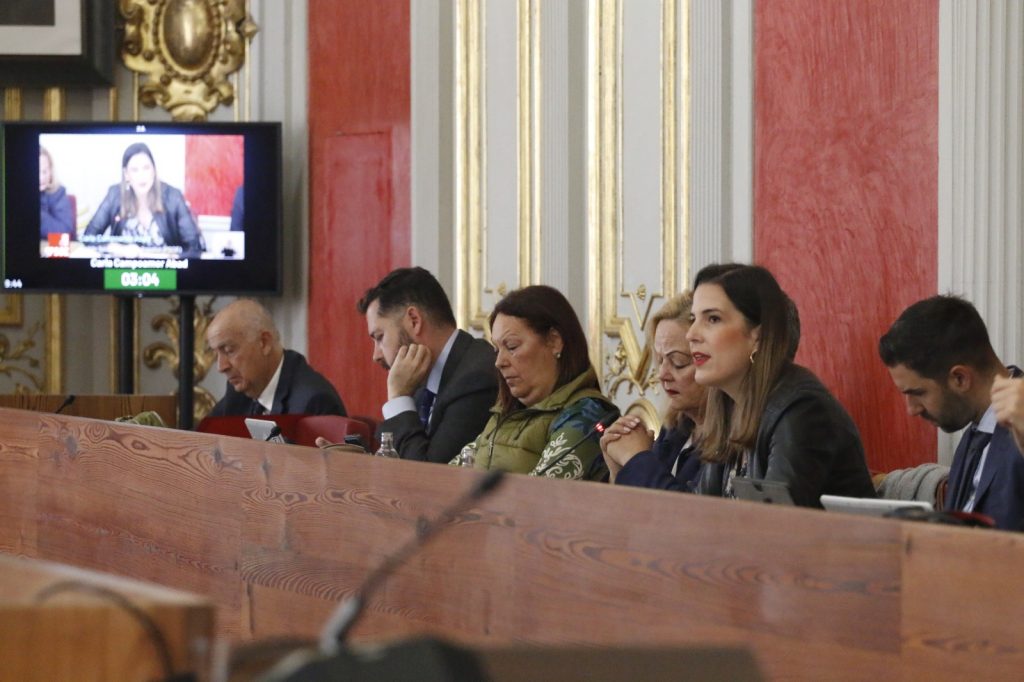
[755,0,938,471]
[184,135,243,216]
[308,0,410,419]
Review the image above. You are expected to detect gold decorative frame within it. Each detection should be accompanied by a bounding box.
[517,0,541,286]
[587,0,689,405]
[455,0,487,331]
[456,0,543,332]
[42,88,65,392]
[143,297,217,422]
[120,0,257,121]
[0,297,20,326]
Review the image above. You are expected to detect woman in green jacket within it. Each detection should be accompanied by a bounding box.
[453,285,618,480]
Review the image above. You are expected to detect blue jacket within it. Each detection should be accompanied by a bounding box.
[945,423,1024,532]
[615,421,702,492]
[40,187,74,236]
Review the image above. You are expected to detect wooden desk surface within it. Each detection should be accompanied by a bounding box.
[0,393,177,427]
[0,554,212,681]
[0,407,1021,680]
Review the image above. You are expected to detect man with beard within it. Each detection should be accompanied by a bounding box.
[880,295,1024,530]
[358,267,497,462]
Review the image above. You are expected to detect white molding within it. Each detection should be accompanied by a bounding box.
[411,0,446,281]
[688,0,753,279]
[938,0,1024,464]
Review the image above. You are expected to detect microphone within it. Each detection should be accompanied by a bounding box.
[265,424,287,444]
[535,408,620,477]
[318,469,505,654]
[54,394,76,414]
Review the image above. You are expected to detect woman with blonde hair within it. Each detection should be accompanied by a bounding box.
[39,146,74,237]
[600,291,706,491]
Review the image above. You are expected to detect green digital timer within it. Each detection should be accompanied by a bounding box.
[104,269,177,291]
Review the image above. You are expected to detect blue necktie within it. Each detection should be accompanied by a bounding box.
[953,426,992,510]
[418,389,435,428]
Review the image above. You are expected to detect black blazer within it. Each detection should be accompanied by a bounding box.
[379,330,498,463]
[208,349,346,418]
[697,363,875,507]
[84,183,202,255]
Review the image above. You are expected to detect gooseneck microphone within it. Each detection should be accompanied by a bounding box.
[318,469,505,654]
[535,408,620,477]
[54,394,76,414]
[265,424,283,442]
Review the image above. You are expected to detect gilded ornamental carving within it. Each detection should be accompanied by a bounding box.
[120,0,258,120]
[143,297,217,421]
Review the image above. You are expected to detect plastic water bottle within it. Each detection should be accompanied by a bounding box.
[454,443,477,467]
[375,432,399,458]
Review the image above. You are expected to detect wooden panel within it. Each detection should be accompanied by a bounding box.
[1,408,1023,680]
[0,393,178,427]
[901,523,1024,679]
[754,0,939,471]
[0,555,212,681]
[308,0,410,420]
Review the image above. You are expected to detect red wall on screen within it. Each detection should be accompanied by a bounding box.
[184,135,243,216]
[308,0,410,419]
[755,0,939,471]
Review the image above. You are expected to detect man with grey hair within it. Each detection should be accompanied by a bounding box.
[206,298,346,417]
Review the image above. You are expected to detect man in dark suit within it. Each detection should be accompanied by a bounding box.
[880,295,1024,531]
[357,267,497,463]
[206,298,346,418]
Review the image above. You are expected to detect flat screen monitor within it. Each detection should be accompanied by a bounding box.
[1,121,282,295]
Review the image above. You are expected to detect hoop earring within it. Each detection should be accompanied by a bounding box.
[749,349,757,365]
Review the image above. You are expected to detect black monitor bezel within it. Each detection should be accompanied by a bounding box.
[1,120,283,297]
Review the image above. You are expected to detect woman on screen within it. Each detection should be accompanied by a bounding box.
[39,146,74,237]
[83,142,202,256]
[686,263,875,507]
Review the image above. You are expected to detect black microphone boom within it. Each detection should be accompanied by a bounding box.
[535,408,619,477]
[54,394,76,414]
[318,469,504,654]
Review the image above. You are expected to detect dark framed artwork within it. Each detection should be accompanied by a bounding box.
[0,0,114,87]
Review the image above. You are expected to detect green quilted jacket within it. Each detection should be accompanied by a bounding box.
[454,367,618,480]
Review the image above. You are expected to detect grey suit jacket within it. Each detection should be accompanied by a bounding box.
[379,330,498,463]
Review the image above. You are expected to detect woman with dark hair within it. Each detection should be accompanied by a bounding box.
[687,263,874,507]
[454,285,618,479]
[599,291,706,491]
[39,146,74,237]
[84,142,202,256]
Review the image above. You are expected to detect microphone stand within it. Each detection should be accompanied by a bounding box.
[54,394,76,414]
[534,410,619,478]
